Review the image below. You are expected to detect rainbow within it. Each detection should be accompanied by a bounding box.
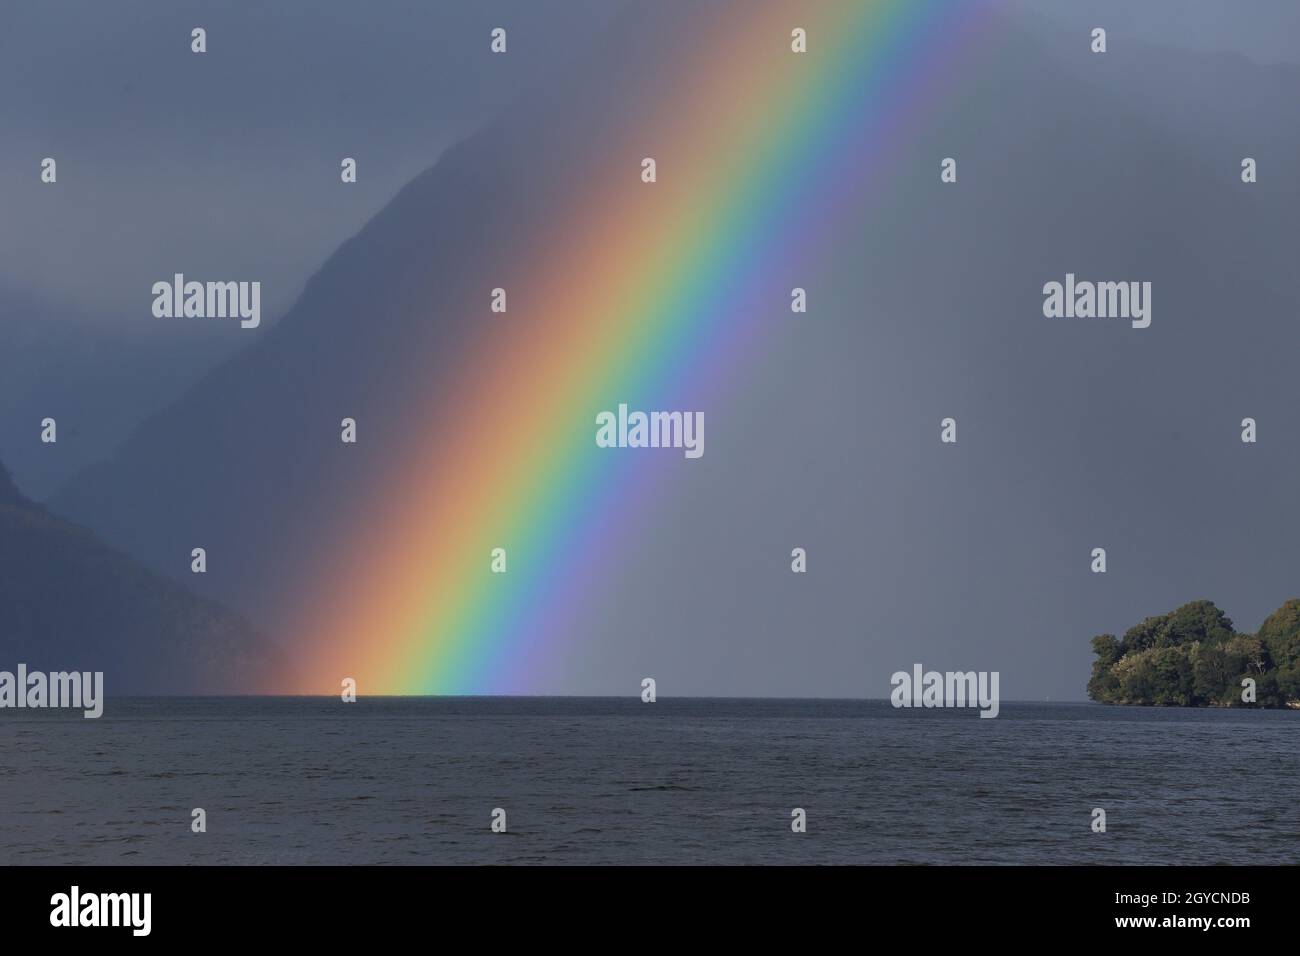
[282,0,990,694]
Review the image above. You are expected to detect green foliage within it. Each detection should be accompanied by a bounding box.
[1087,634,1121,702]
[1257,599,1300,672]
[1121,599,1235,653]
[1088,600,1300,708]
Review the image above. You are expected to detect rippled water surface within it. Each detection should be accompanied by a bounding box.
[2,698,1296,864]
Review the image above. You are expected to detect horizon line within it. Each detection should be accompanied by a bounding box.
[98,693,1092,702]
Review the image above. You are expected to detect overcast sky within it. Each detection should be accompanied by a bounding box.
[5,2,1300,699]
[1008,0,1300,65]
[0,0,626,320]
[0,0,1291,322]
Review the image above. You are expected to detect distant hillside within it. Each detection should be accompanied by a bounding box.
[0,284,252,502]
[0,458,277,693]
[0,461,23,507]
[1088,600,1300,707]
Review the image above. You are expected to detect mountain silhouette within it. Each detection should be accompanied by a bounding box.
[0,458,275,692]
[0,283,248,502]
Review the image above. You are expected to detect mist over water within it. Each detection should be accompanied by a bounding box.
[2,697,1293,865]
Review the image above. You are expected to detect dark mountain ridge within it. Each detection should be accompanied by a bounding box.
[0,458,275,693]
